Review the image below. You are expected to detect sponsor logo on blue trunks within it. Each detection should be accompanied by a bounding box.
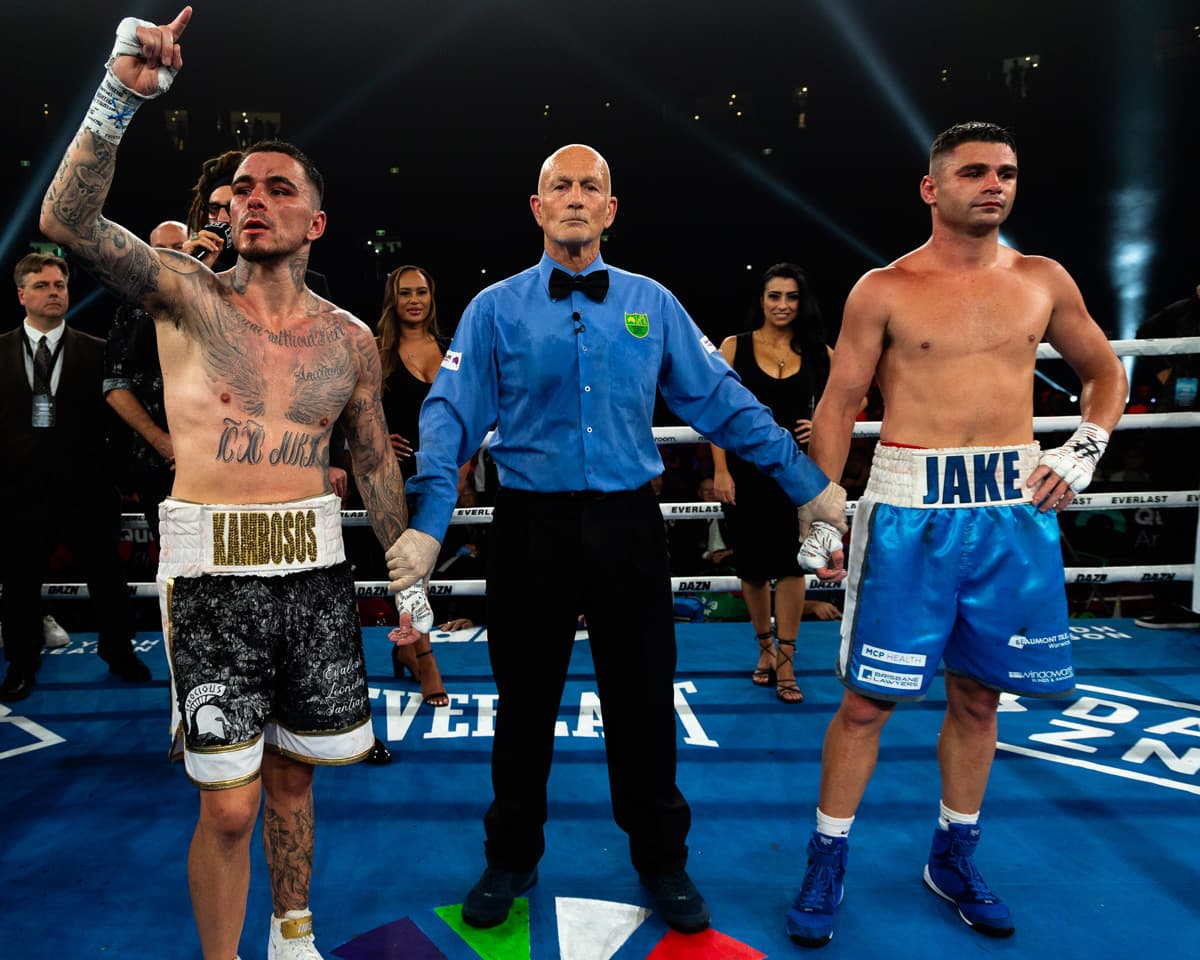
[210,509,318,566]
[923,450,1023,505]
[862,644,927,667]
[1008,630,1071,650]
[1007,666,1075,684]
[857,664,923,691]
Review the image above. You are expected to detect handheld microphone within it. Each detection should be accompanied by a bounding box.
[195,221,237,271]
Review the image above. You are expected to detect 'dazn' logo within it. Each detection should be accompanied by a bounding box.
[998,681,1200,795]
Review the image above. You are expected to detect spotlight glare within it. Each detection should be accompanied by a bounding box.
[815,0,932,150]
[1109,187,1159,340]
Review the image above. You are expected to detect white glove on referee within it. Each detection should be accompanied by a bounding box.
[797,480,848,534]
[796,481,849,580]
[386,528,441,590]
[1038,422,1109,493]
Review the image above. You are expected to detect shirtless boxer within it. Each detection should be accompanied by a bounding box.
[39,8,427,959]
[786,122,1127,947]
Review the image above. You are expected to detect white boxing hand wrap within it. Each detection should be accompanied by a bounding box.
[395,583,434,634]
[83,72,146,145]
[109,17,178,96]
[1038,422,1109,493]
[84,17,178,144]
[798,520,844,572]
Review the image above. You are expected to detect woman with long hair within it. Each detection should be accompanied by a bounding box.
[711,263,833,704]
[377,265,449,706]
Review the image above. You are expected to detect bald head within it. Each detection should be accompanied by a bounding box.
[149,220,188,251]
[537,144,612,195]
[531,144,618,263]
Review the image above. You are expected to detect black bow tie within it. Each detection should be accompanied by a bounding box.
[548,268,609,303]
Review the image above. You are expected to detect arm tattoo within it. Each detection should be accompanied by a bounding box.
[44,129,162,304]
[263,795,314,914]
[341,330,408,547]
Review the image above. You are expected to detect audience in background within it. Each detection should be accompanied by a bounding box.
[375,264,453,706]
[104,220,187,542]
[1,253,150,702]
[710,263,833,704]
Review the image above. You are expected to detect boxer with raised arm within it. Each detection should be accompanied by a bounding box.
[39,9,426,958]
[786,122,1127,948]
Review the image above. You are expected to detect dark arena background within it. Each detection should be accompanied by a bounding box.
[1,2,1198,959]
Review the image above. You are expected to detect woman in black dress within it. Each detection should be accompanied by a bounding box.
[377,265,450,706]
[711,263,832,703]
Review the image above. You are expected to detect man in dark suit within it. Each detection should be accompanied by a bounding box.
[0,252,150,701]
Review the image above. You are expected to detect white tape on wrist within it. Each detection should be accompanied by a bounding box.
[84,15,179,143]
[1039,421,1110,493]
[83,73,145,145]
[395,583,434,634]
[798,520,843,572]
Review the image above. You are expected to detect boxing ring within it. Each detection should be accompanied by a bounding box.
[32,337,1200,609]
[3,338,1198,959]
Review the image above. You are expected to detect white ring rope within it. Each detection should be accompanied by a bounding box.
[113,490,1200,531]
[1038,336,1200,359]
[48,336,1199,602]
[38,564,1197,601]
[59,489,1200,599]
[649,411,1200,445]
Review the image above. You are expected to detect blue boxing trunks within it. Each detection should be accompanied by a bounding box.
[838,443,1074,701]
[157,493,373,789]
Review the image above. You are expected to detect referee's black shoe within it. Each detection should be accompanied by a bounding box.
[105,653,152,682]
[640,869,711,933]
[0,664,36,702]
[462,866,538,928]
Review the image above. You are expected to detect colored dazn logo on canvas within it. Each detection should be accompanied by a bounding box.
[624,313,649,339]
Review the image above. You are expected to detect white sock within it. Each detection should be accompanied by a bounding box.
[815,807,855,838]
[938,800,980,831]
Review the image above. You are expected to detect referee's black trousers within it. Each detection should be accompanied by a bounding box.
[483,484,690,876]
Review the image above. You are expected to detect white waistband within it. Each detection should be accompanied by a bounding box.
[158,493,345,576]
[864,443,1041,509]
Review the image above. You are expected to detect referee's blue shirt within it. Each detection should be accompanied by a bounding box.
[407,253,830,540]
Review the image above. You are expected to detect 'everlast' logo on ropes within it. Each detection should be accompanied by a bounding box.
[211,509,318,566]
[922,451,1022,505]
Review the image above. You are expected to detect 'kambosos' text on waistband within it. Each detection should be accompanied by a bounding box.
[210,508,319,566]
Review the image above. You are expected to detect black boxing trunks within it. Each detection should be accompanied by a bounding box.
[157,494,373,789]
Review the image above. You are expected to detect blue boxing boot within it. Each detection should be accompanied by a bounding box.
[786,832,848,947]
[923,823,1014,937]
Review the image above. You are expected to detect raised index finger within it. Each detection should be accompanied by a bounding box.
[168,6,193,41]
